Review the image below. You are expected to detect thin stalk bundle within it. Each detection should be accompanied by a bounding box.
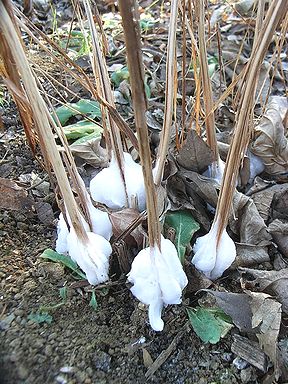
[0,0,112,285]
[118,0,187,331]
[192,0,288,279]
[155,0,179,186]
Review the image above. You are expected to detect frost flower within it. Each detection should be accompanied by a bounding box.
[192,219,236,280]
[128,236,188,331]
[67,228,112,285]
[90,152,146,211]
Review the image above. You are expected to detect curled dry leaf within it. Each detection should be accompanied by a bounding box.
[251,97,288,175]
[176,130,214,173]
[268,219,288,258]
[231,191,272,246]
[247,291,282,379]
[241,267,288,314]
[251,183,288,222]
[109,208,145,247]
[70,136,109,167]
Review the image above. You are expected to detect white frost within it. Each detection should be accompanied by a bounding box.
[203,158,225,184]
[67,228,112,285]
[128,236,188,331]
[55,213,69,255]
[90,152,146,212]
[192,220,236,280]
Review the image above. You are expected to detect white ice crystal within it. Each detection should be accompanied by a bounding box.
[90,152,146,211]
[128,236,188,331]
[67,228,112,285]
[203,158,225,184]
[55,213,69,255]
[192,220,236,280]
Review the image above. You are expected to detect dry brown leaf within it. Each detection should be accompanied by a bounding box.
[166,174,211,231]
[241,267,288,314]
[0,177,33,211]
[231,191,272,246]
[70,137,109,167]
[247,291,282,378]
[251,183,288,221]
[109,208,145,247]
[268,219,288,258]
[176,130,214,173]
[233,244,270,268]
[251,98,288,175]
[271,188,288,220]
[203,290,253,332]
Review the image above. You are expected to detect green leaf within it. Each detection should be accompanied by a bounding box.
[89,290,98,311]
[54,99,101,125]
[28,312,53,324]
[40,249,86,279]
[187,307,233,344]
[63,120,102,140]
[164,210,200,264]
[111,66,130,87]
[71,129,103,145]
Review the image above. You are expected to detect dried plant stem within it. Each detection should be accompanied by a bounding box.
[198,0,219,164]
[118,0,161,249]
[14,8,138,151]
[215,0,288,241]
[155,0,179,186]
[0,1,88,241]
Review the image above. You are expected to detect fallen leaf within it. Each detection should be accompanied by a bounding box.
[231,334,268,372]
[63,120,102,140]
[231,191,272,246]
[109,208,145,247]
[54,99,101,126]
[203,290,253,332]
[271,188,288,220]
[251,97,288,175]
[248,291,282,378]
[234,244,270,268]
[0,177,33,211]
[187,306,233,344]
[166,174,211,231]
[176,130,214,173]
[164,210,200,264]
[70,135,109,167]
[240,267,288,314]
[251,183,288,222]
[268,219,288,258]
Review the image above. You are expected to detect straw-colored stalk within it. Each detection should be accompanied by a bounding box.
[14,7,138,151]
[215,0,288,242]
[0,1,88,242]
[155,0,179,186]
[197,0,219,164]
[118,0,161,249]
[79,0,128,203]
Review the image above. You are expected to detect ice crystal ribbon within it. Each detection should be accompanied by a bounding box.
[192,220,236,280]
[128,236,188,331]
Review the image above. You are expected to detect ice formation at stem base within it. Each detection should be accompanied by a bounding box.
[192,220,236,280]
[90,152,146,211]
[67,228,112,285]
[128,236,188,331]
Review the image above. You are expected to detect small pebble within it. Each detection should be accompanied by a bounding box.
[233,356,249,370]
